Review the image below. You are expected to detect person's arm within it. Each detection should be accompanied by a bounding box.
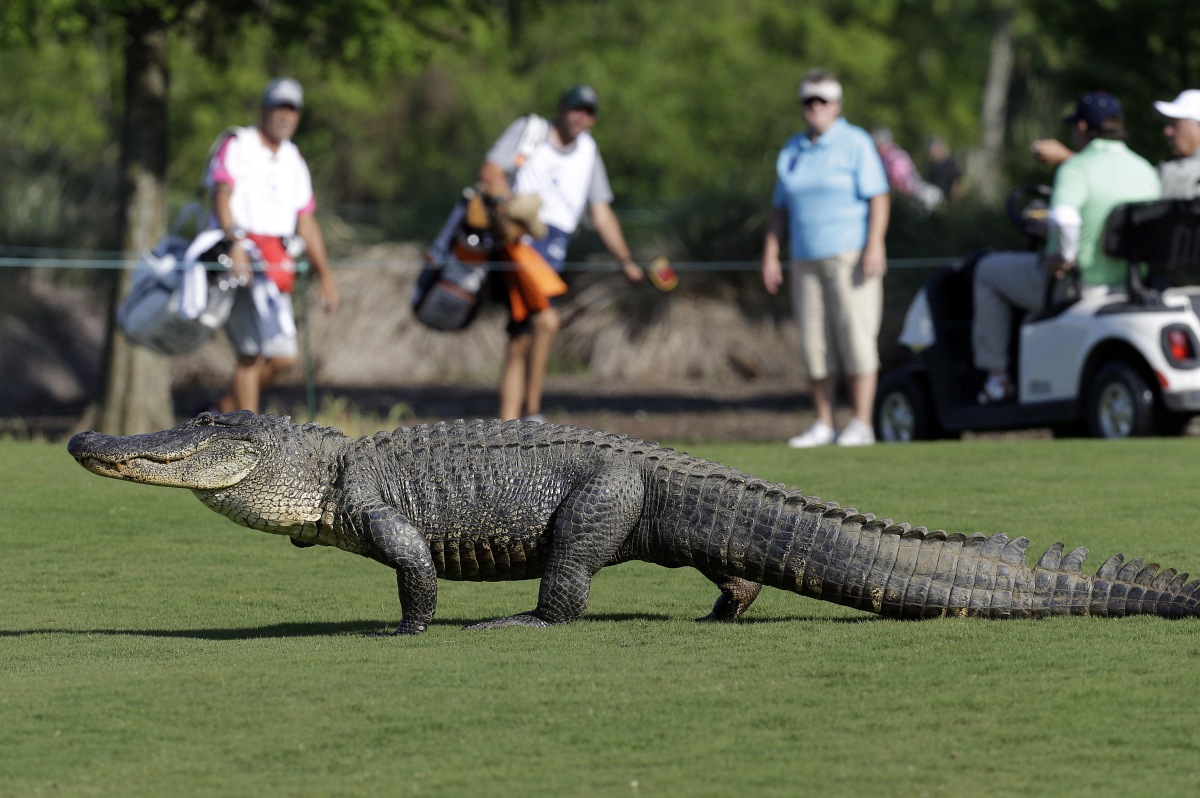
[213,183,251,279]
[478,160,513,200]
[589,201,643,283]
[761,206,787,295]
[296,212,338,313]
[1032,138,1075,167]
[862,192,890,279]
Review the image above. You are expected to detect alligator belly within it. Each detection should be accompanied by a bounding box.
[429,534,550,581]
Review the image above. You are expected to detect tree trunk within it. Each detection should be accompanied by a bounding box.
[966,6,1015,206]
[93,8,174,435]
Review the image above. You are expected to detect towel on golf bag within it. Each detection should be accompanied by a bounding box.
[118,228,236,355]
[503,241,567,323]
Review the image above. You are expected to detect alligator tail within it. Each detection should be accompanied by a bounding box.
[779,504,1200,619]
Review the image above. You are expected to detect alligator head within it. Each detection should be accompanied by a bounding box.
[68,411,348,534]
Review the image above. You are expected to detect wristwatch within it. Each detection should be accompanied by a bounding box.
[225,227,247,244]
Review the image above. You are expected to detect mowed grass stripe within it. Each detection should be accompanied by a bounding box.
[3,437,1200,796]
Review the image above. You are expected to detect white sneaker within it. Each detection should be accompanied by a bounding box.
[837,419,876,447]
[787,421,837,448]
[522,413,546,423]
[977,374,1014,404]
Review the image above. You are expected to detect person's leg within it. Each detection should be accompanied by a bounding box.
[522,306,560,418]
[809,376,837,429]
[249,293,299,413]
[971,252,1045,376]
[825,248,882,429]
[259,355,298,390]
[219,287,264,413]
[786,259,838,446]
[848,371,877,426]
[499,333,532,421]
[219,354,264,413]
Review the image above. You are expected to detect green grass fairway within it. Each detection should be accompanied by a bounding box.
[5,435,1200,796]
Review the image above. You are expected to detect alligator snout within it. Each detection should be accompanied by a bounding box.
[67,431,102,461]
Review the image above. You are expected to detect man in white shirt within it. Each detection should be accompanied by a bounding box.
[478,85,643,422]
[209,77,338,414]
[1154,89,1200,200]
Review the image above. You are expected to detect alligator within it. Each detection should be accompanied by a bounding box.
[68,411,1200,634]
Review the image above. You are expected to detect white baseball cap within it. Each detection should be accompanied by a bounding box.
[1154,90,1200,122]
[799,78,842,104]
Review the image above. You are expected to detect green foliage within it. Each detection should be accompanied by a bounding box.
[1,0,1196,256]
[6,438,1200,795]
[1025,0,1200,164]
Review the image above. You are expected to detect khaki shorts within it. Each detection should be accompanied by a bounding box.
[788,249,882,380]
[225,285,298,359]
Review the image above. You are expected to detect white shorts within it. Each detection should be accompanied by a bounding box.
[788,249,883,380]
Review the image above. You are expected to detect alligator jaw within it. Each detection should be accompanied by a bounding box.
[69,431,259,490]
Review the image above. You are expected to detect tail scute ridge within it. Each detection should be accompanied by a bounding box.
[978,533,1009,559]
[1036,542,1065,571]
[1151,568,1178,591]
[1062,546,1089,573]
[1095,553,1124,580]
[1001,536,1030,566]
[1116,557,1145,582]
[1134,563,1161,586]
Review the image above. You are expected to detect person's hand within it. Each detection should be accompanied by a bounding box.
[861,240,887,279]
[228,242,252,284]
[1032,138,1074,167]
[1042,253,1075,280]
[762,256,783,295]
[621,259,644,284]
[319,274,339,313]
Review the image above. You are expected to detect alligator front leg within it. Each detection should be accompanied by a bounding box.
[466,467,644,630]
[346,491,438,636]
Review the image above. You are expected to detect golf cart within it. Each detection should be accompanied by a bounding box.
[873,190,1200,440]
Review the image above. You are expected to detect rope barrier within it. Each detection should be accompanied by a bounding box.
[0,251,962,272]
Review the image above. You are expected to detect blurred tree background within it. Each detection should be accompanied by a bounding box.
[4,0,1197,257]
[2,0,1200,433]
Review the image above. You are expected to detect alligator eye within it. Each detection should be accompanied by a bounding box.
[195,412,215,426]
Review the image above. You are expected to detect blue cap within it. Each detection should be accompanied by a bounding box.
[1064,91,1123,128]
[559,85,599,113]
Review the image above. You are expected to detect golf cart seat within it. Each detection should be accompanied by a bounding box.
[1103,198,1200,304]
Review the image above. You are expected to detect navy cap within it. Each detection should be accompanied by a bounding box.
[559,84,599,113]
[1064,91,1123,128]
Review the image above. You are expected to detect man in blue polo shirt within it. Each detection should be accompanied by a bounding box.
[762,68,891,447]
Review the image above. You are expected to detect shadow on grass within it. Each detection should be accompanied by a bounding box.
[1,611,886,639]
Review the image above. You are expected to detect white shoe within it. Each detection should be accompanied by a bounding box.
[977,375,1014,404]
[836,419,876,447]
[522,413,546,423]
[787,421,836,448]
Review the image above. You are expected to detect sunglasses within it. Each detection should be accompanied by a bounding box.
[802,97,832,108]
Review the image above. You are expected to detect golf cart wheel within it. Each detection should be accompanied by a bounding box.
[1085,362,1154,438]
[874,372,938,442]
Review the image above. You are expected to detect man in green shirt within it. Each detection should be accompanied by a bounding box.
[972,91,1161,403]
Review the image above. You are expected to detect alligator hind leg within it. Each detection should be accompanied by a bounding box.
[697,575,762,622]
[465,467,644,631]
